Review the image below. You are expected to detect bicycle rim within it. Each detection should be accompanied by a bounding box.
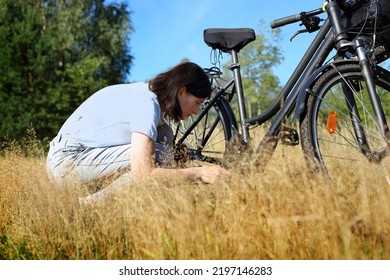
[304,64,390,186]
[166,98,234,166]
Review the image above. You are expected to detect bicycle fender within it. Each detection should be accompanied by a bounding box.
[292,60,360,121]
[218,98,238,135]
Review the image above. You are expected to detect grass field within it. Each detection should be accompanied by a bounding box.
[1,135,390,260]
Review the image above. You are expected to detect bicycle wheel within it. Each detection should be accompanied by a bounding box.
[300,63,390,185]
[165,98,237,166]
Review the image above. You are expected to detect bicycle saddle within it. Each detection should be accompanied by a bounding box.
[204,28,256,53]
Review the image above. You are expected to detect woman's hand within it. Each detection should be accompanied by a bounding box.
[130,132,230,184]
[191,165,230,184]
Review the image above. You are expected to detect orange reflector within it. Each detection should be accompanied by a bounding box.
[327,111,338,134]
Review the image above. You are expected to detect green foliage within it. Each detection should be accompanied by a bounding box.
[223,20,283,117]
[0,234,34,260]
[0,0,133,142]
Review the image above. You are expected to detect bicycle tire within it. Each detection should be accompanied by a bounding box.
[300,63,390,185]
[166,97,237,166]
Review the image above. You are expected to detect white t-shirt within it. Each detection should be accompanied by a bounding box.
[58,82,160,147]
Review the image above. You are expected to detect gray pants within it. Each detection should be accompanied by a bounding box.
[46,123,174,188]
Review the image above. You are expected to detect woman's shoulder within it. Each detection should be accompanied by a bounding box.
[103,82,148,92]
[94,82,155,100]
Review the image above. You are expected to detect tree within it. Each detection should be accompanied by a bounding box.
[0,0,133,143]
[223,20,283,117]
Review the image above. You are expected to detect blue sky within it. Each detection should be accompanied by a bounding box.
[128,0,320,85]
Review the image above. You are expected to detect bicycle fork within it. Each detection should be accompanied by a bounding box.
[346,38,390,163]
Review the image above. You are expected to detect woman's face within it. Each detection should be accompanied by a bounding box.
[177,87,206,120]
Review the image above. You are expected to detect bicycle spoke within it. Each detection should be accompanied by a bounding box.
[165,99,233,166]
[316,80,388,154]
[301,64,390,186]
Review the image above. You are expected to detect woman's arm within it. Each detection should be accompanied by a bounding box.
[130,132,229,184]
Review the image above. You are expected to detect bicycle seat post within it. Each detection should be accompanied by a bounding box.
[203,28,256,143]
[230,49,250,142]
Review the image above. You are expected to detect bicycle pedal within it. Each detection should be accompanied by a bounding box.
[280,126,299,146]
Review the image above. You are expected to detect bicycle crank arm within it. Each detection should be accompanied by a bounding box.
[253,134,279,170]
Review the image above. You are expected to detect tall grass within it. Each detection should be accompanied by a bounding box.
[1,133,389,260]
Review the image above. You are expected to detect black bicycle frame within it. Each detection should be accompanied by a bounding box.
[232,18,334,144]
[178,11,343,146]
[176,0,389,164]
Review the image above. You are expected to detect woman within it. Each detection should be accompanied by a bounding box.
[46,62,229,195]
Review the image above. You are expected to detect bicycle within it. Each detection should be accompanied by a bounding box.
[166,0,390,186]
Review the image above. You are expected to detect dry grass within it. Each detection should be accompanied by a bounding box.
[1,135,390,260]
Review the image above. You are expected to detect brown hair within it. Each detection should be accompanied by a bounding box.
[148,62,212,122]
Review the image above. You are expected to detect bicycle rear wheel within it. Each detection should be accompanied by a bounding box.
[166,98,237,166]
[300,64,390,185]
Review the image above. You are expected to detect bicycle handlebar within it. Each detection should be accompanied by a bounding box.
[270,8,325,29]
[270,14,302,29]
